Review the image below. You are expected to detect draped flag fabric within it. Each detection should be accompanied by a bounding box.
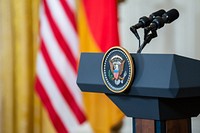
[78,0,124,132]
[35,0,86,132]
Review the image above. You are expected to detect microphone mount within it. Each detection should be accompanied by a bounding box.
[137,30,157,53]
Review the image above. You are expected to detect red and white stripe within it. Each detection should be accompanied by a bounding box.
[35,0,86,132]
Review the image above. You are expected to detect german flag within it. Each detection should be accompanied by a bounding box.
[78,0,124,132]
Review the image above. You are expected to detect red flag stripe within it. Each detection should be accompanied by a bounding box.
[37,51,83,129]
[59,0,77,32]
[40,40,86,123]
[43,0,77,72]
[36,1,86,131]
[35,76,69,133]
[40,14,82,107]
[43,0,79,60]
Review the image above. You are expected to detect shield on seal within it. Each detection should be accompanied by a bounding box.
[113,69,119,79]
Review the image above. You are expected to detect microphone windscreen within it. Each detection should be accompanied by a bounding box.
[163,9,179,23]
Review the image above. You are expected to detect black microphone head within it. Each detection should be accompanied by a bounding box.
[152,16,165,29]
[162,9,179,23]
[138,16,151,28]
[149,9,166,21]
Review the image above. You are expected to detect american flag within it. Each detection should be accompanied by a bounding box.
[35,0,86,132]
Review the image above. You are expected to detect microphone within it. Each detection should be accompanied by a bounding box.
[149,9,166,21]
[145,9,179,31]
[130,9,166,30]
[130,9,166,39]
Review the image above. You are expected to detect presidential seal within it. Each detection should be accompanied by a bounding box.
[101,46,134,93]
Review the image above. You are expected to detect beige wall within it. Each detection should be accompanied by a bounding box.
[119,0,200,58]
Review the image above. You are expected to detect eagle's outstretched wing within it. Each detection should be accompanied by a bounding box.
[109,60,114,74]
[119,60,125,75]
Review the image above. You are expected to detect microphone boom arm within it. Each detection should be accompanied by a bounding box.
[137,30,157,53]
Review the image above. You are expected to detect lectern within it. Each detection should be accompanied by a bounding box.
[77,49,200,133]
